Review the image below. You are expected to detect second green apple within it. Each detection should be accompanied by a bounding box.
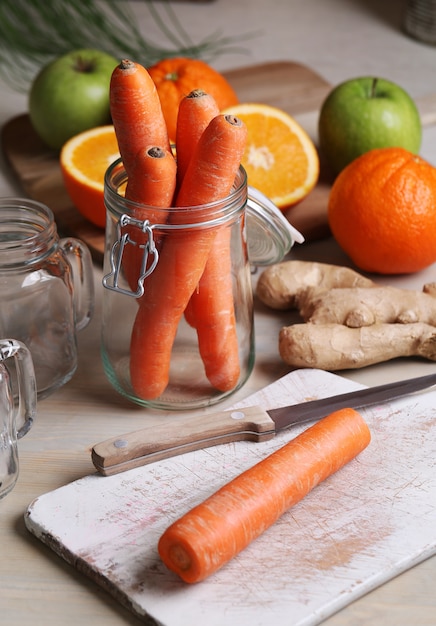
[318,77,422,175]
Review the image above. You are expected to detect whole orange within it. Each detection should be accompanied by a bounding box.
[147,57,239,140]
[328,147,436,274]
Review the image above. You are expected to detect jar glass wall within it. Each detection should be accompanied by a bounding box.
[102,160,255,411]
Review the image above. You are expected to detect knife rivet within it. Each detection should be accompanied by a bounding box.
[113,439,128,448]
[230,411,245,421]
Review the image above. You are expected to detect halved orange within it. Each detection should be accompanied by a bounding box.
[222,103,319,210]
[60,125,120,228]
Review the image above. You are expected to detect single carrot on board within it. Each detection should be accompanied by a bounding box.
[110,59,171,177]
[175,89,220,189]
[129,114,247,400]
[122,145,177,294]
[158,407,371,583]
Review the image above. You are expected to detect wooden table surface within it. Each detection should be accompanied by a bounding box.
[1,1,436,624]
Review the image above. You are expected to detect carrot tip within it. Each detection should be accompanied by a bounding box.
[187,89,208,99]
[119,59,135,70]
[146,146,167,159]
[224,114,243,127]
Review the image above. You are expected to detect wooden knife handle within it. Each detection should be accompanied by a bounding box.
[91,405,276,476]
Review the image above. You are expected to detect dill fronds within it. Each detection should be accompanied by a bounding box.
[0,0,252,91]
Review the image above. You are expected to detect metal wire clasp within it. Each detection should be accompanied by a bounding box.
[102,214,159,298]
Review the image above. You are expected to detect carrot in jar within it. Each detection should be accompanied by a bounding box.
[110,59,171,178]
[178,112,247,391]
[122,145,176,294]
[129,114,247,400]
[183,221,242,392]
[175,89,220,189]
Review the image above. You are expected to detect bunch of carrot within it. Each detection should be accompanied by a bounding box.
[110,60,247,400]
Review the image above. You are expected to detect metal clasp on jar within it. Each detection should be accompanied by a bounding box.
[102,214,159,298]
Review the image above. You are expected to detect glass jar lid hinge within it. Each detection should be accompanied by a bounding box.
[102,214,159,298]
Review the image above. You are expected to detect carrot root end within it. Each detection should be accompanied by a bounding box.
[167,543,192,572]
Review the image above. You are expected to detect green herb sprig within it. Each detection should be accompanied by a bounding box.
[0,0,252,91]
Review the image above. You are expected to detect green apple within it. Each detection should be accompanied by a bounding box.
[318,77,422,175]
[29,48,118,150]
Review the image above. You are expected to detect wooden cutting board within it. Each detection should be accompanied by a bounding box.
[0,61,335,263]
[25,368,436,626]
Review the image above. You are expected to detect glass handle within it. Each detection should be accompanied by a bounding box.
[60,238,95,332]
[0,339,37,439]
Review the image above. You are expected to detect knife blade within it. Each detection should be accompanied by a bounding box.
[91,372,436,476]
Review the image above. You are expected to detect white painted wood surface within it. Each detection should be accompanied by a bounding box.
[25,368,436,626]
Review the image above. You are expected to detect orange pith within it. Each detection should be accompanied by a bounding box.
[60,125,120,228]
[328,147,436,275]
[222,103,319,210]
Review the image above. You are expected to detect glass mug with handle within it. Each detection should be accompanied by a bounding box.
[0,338,37,499]
[0,198,94,399]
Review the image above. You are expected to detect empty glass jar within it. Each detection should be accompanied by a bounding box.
[0,198,94,399]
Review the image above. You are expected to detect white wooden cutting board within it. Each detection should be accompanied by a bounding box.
[25,368,436,625]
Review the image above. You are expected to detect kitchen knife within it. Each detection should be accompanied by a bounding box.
[92,372,436,476]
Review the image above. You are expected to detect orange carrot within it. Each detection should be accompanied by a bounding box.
[184,225,241,391]
[129,114,247,400]
[158,407,371,583]
[180,110,243,391]
[125,146,176,207]
[122,145,177,294]
[175,114,247,208]
[110,59,171,177]
[175,89,220,189]
[175,89,240,389]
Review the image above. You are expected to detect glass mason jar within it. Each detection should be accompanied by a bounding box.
[102,159,302,411]
[0,198,94,399]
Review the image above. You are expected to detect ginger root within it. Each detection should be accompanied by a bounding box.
[256,260,374,310]
[298,284,436,328]
[258,260,436,371]
[279,323,436,370]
